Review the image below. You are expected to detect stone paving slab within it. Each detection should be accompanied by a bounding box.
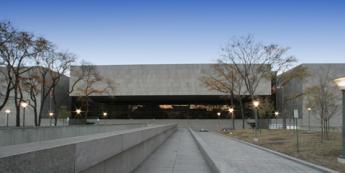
[197,132,335,173]
[133,128,211,173]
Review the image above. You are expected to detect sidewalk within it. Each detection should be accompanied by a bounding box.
[133,128,211,173]
[197,132,330,173]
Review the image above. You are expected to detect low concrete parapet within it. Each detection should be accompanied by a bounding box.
[0,124,177,173]
[0,124,145,147]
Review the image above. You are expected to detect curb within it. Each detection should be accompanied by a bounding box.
[216,132,339,173]
[188,129,222,173]
[189,129,236,173]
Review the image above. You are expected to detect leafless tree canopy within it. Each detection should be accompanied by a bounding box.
[220,35,296,99]
[0,21,78,126]
[201,35,298,130]
[70,61,114,119]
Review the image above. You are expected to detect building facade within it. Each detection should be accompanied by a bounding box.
[0,67,70,126]
[277,63,345,129]
[69,64,272,119]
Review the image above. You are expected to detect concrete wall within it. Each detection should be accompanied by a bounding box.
[279,64,345,128]
[70,64,271,96]
[301,64,345,128]
[0,124,177,173]
[0,124,145,147]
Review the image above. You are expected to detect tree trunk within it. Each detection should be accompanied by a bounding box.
[230,93,235,130]
[38,81,47,126]
[239,98,245,129]
[320,117,324,143]
[53,88,59,126]
[14,87,21,127]
[0,82,13,111]
[33,106,38,126]
[281,87,287,129]
[325,119,329,140]
[15,103,21,127]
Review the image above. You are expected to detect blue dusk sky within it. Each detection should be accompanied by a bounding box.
[1,0,345,65]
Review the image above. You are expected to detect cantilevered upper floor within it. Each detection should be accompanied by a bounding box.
[69,64,272,97]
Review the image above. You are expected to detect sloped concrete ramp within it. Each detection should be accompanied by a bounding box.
[195,131,338,173]
[133,128,211,173]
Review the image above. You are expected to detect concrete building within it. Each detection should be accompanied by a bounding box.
[69,64,272,119]
[277,63,345,129]
[0,67,70,126]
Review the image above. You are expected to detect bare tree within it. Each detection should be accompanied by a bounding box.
[0,22,17,111]
[24,51,76,126]
[305,65,340,142]
[41,51,75,126]
[200,62,246,129]
[21,67,41,126]
[219,35,296,132]
[0,21,50,126]
[71,61,113,119]
[258,97,275,127]
[274,65,309,128]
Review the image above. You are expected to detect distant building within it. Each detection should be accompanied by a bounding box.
[0,67,69,126]
[69,64,272,119]
[277,64,345,129]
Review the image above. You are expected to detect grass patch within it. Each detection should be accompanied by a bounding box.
[220,129,345,172]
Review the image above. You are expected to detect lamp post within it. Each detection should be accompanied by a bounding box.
[274,111,279,129]
[253,100,260,137]
[229,107,234,129]
[76,109,81,116]
[20,101,28,127]
[5,109,10,127]
[49,112,54,126]
[307,107,312,131]
[103,112,108,118]
[334,77,345,163]
[217,112,221,129]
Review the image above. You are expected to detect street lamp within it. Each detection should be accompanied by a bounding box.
[229,107,235,129]
[334,77,345,163]
[49,112,54,126]
[307,107,312,131]
[253,100,260,136]
[217,112,221,129]
[20,101,28,127]
[5,109,10,127]
[229,108,234,113]
[75,108,82,115]
[103,112,108,118]
[274,111,279,129]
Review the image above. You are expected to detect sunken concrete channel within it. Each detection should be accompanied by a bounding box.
[0,124,177,173]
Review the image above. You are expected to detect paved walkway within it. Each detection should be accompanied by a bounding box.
[198,132,327,173]
[133,128,211,173]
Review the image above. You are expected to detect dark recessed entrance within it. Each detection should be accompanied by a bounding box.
[70,95,267,119]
